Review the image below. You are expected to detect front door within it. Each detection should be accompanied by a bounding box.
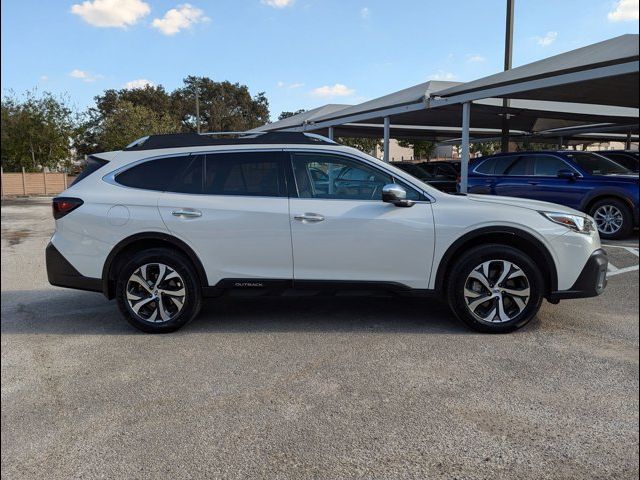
[287,151,435,289]
[523,154,586,210]
[158,151,293,286]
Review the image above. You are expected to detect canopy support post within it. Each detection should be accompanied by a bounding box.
[626,131,632,150]
[328,127,334,140]
[383,117,390,162]
[460,102,471,193]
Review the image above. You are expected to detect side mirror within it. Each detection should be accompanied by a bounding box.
[382,184,415,207]
[557,169,577,180]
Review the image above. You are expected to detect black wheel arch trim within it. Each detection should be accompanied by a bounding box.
[101,232,208,299]
[434,226,558,295]
[580,189,636,215]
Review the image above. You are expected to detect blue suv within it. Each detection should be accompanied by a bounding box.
[467,151,639,239]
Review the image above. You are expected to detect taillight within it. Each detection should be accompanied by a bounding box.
[52,197,84,219]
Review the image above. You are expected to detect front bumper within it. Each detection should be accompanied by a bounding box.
[46,243,102,293]
[547,248,608,301]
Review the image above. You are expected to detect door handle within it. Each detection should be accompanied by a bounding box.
[294,213,325,223]
[171,209,202,218]
[528,181,540,186]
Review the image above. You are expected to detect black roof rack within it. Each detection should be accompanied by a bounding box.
[123,131,336,151]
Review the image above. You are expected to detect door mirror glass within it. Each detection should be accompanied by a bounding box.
[557,169,577,180]
[382,184,414,207]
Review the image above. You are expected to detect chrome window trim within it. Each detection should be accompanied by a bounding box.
[471,153,583,179]
[102,148,289,197]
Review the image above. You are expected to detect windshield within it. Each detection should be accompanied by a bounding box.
[565,152,632,175]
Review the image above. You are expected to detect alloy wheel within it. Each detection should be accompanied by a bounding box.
[126,263,186,322]
[463,260,530,323]
[593,205,623,235]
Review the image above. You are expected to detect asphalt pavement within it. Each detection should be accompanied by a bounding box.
[2,197,638,479]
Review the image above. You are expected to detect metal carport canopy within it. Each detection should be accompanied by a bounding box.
[425,34,639,192]
[428,34,639,109]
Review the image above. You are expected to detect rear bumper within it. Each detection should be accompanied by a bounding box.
[547,248,608,301]
[46,243,102,293]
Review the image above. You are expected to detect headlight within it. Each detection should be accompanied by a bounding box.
[539,211,596,234]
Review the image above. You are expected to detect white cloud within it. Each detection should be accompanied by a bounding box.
[466,54,485,63]
[535,31,558,47]
[261,0,294,8]
[608,0,639,21]
[152,4,209,36]
[70,0,150,28]
[278,81,304,89]
[40,75,49,82]
[124,79,155,89]
[427,71,456,81]
[311,84,356,97]
[69,69,103,82]
[360,7,370,19]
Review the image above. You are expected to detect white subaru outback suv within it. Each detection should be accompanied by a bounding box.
[46,132,608,333]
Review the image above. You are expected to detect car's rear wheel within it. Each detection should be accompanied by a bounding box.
[446,244,544,333]
[116,248,202,333]
[589,198,634,240]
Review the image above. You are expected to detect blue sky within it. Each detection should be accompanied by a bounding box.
[1,0,638,120]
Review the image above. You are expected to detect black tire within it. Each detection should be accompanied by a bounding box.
[588,198,634,240]
[116,248,202,333]
[446,244,544,333]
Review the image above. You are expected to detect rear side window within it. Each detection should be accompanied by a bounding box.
[72,156,109,185]
[474,156,518,175]
[115,156,188,191]
[205,152,284,197]
[505,157,530,176]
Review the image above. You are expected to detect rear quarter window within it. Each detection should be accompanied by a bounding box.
[71,156,109,185]
[115,156,189,191]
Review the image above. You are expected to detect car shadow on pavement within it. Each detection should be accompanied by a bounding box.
[1,289,472,336]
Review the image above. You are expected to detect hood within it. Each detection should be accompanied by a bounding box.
[466,194,585,216]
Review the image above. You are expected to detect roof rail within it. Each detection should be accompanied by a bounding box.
[123,131,336,151]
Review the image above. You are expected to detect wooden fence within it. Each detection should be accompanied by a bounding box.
[1,168,77,197]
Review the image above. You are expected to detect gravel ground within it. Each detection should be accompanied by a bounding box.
[2,197,638,480]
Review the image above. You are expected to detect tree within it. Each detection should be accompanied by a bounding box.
[278,109,307,121]
[88,100,181,152]
[1,90,75,171]
[337,137,381,155]
[396,139,436,160]
[171,76,270,132]
[470,141,501,157]
[75,85,177,155]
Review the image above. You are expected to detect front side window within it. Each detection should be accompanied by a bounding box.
[292,153,420,201]
[532,155,571,176]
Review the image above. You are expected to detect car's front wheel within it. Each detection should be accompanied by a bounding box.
[116,248,202,333]
[446,244,544,333]
[589,198,634,240]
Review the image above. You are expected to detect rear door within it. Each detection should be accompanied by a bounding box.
[287,151,435,289]
[158,150,293,285]
[493,155,534,197]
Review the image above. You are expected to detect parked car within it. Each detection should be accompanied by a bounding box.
[422,160,461,175]
[467,150,639,240]
[47,132,608,334]
[392,162,458,193]
[594,150,639,173]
